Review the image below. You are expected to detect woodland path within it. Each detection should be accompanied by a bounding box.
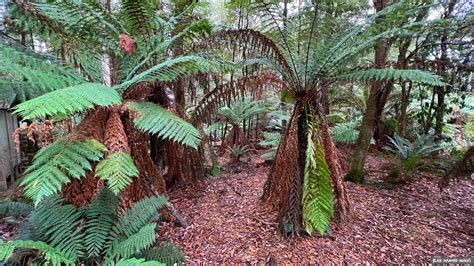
[159,152,473,264]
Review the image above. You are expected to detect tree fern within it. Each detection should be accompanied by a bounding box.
[20,139,106,205]
[334,69,448,87]
[0,240,75,266]
[128,102,201,149]
[302,120,333,235]
[95,152,139,195]
[14,83,122,120]
[112,196,167,238]
[83,188,119,258]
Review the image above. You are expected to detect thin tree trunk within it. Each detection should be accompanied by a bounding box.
[346,0,392,183]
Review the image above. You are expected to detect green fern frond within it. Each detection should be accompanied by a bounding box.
[0,201,33,217]
[20,139,106,205]
[35,197,84,259]
[117,56,236,90]
[333,69,448,87]
[142,242,184,265]
[302,120,333,235]
[330,122,359,144]
[0,240,75,266]
[112,196,167,238]
[128,102,201,149]
[84,188,119,258]
[259,132,281,147]
[95,152,139,195]
[108,224,157,260]
[116,258,164,266]
[14,83,121,120]
[120,0,156,36]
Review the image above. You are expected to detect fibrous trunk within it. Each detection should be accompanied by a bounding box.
[262,101,351,236]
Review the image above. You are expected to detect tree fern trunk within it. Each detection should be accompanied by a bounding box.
[263,101,351,236]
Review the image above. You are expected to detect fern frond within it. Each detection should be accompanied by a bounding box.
[0,201,33,217]
[302,120,333,235]
[112,196,167,238]
[115,258,164,266]
[95,152,139,195]
[14,83,122,120]
[117,56,235,91]
[120,0,155,36]
[0,43,84,100]
[330,122,359,144]
[128,102,201,149]
[142,242,184,265]
[35,197,84,259]
[333,69,448,87]
[107,224,157,260]
[0,240,75,266]
[20,139,106,205]
[84,188,119,258]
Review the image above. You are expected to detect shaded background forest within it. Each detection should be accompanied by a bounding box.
[0,0,472,264]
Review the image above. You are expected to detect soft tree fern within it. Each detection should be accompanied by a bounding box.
[1,1,238,204]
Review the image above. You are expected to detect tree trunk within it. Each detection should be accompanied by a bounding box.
[345,0,392,183]
[262,100,351,236]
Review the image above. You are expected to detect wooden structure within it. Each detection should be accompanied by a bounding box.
[0,92,21,189]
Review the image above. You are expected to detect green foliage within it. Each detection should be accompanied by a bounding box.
[384,133,443,160]
[20,139,106,205]
[330,121,359,144]
[0,201,33,217]
[95,152,139,195]
[302,120,333,235]
[112,196,167,238]
[107,224,157,261]
[128,102,201,149]
[116,258,164,266]
[384,133,443,180]
[0,188,176,265]
[334,69,448,87]
[0,42,84,101]
[141,242,185,266]
[228,144,250,162]
[14,83,122,120]
[259,132,281,160]
[0,240,75,266]
[83,188,119,258]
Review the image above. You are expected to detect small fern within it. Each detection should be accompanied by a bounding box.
[95,152,139,195]
[302,120,333,235]
[128,102,201,149]
[20,139,106,205]
[14,83,122,120]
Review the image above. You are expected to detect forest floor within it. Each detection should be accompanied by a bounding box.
[159,150,473,264]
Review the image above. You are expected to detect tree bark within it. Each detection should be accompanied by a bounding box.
[345,0,392,183]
